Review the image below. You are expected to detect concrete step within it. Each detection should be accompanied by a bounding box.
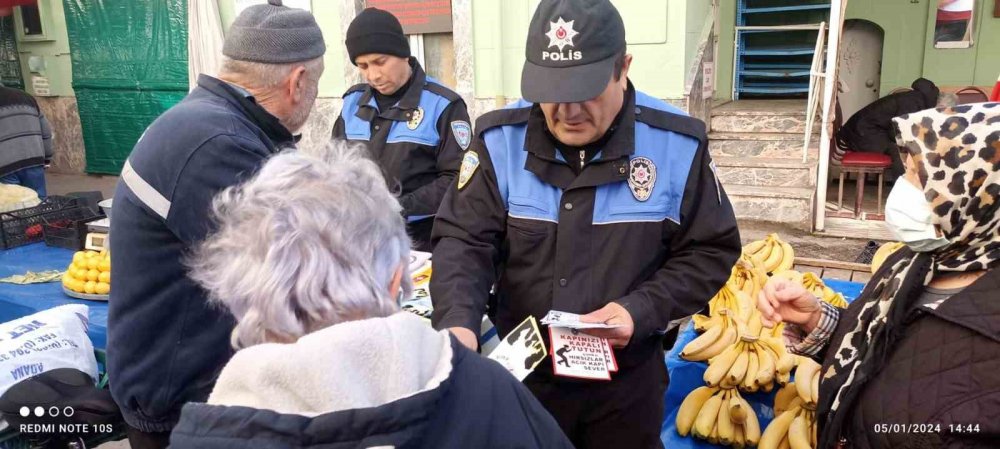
[709,132,820,160]
[711,113,819,134]
[724,184,814,230]
[714,156,816,188]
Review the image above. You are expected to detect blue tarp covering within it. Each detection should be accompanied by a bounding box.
[0,244,108,350]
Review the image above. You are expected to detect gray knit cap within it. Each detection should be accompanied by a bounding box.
[223,0,326,64]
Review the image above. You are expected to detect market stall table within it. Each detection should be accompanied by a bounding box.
[0,243,107,350]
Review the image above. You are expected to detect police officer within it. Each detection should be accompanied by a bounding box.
[430,1,741,447]
[333,8,471,251]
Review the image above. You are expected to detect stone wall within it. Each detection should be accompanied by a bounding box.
[36,96,86,174]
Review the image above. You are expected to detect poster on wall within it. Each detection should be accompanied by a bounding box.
[235,0,311,15]
[366,0,453,34]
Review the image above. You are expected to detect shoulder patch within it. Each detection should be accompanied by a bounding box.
[635,106,707,142]
[475,106,532,135]
[458,151,480,190]
[451,120,472,150]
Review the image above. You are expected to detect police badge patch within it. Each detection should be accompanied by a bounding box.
[457,151,480,190]
[407,106,425,130]
[627,157,656,202]
[451,120,472,150]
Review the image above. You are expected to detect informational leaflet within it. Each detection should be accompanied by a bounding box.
[487,316,547,382]
[548,327,612,381]
[541,310,622,329]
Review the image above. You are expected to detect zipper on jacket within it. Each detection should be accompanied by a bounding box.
[579,150,585,170]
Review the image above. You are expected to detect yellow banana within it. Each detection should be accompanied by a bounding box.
[743,240,767,255]
[686,323,737,362]
[789,412,811,449]
[777,370,791,385]
[716,390,734,445]
[778,435,791,449]
[676,386,717,436]
[810,370,820,405]
[704,342,741,386]
[708,420,720,445]
[694,393,724,439]
[681,323,724,359]
[774,382,798,415]
[777,241,795,272]
[727,346,751,385]
[729,393,747,424]
[755,344,776,387]
[763,240,784,273]
[742,347,760,392]
[759,409,796,449]
[733,421,746,449]
[796,359,821,405]
[741,395,761,446]
[692,313,717,332]
[811,419,818,448]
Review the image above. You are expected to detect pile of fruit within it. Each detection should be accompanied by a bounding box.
[675,233,848,449]
[62,250,111,296]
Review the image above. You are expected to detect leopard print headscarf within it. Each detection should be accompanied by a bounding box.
[818,102,1000,449]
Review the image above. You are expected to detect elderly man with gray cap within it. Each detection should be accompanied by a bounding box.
[431,0,741,447]
[106,1,324,447]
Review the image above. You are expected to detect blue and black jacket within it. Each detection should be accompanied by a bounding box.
[108,75,294,432]
[430,83,742,374]
[333,59,470,251]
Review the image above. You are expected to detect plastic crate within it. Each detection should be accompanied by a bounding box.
[0,197,84,250]
[42,209,103,250]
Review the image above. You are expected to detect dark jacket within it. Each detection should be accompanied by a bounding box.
[169,323,574,449]
[817,250,1000,449]
[430,83,742,376]
[0,86,53,177]
[332,59,470,251]
[108,75,295,432]
[837,78,939,154]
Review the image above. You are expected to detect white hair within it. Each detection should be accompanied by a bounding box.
[219,56,324,90]
[189,141,412,349]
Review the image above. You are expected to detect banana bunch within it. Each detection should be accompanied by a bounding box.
[676,387,761,448]
[702,332,797,392]
[760,359,822,449]
[682,310,739,362]
[743,234,795,275]
[870,241,905,274]
[729,253,769,300]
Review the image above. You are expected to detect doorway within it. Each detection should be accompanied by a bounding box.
[837,20,884,121]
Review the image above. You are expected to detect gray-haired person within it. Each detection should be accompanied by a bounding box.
[107,1,325,447]
[168,144,573,449]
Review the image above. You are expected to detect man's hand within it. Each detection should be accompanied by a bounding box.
[579,302,635,348]
[449,327,479,351]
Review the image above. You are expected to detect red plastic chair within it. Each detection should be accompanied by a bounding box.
[832,103,892,220]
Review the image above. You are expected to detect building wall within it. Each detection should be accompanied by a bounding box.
[471,0,690,102]
[715,0,1000,101]
[13,0,84,174]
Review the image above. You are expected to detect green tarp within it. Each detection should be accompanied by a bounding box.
[63,0,188,175]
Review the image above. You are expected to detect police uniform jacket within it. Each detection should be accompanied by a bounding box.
[333,60,470,249]
[430,84,742,372]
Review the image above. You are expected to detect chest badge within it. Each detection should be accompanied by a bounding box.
[628,157,656,202]
[407,106,425,130]
[458,151,480,190]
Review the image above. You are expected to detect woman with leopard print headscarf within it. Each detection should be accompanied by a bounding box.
[757,102,1000,449]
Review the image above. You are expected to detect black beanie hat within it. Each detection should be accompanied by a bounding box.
[345,8,410,65]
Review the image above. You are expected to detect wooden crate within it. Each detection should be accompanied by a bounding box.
[794,257,872,284]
